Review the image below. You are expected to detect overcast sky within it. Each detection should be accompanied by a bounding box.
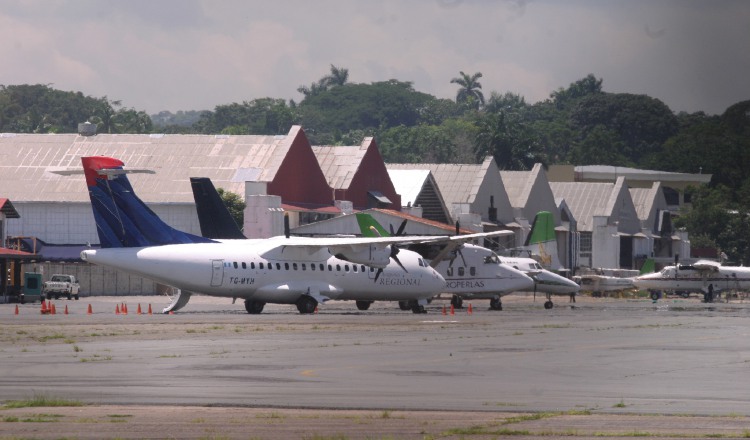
[1,0,748,115]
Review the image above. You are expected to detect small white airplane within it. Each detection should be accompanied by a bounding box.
[632,259,750,303]
[190,179,534,312]
[497,255,580,309]
[355,214,545,311]
[76,157,451,314]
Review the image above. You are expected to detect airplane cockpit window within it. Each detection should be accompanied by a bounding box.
[533,263,543,270]
[484,253,500,264]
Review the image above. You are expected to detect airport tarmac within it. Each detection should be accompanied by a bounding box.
[1,293,749,439]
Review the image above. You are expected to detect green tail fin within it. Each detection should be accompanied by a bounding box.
[639,258,655,275]
[525,211,556,245]
[356,213,390,238]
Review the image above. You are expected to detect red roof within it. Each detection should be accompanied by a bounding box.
[0,247,35,258]
[0,199,20,218]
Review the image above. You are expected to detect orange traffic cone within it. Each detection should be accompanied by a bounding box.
[40,300,48,315]
[87,304,93,315]
[14,304,19,315]
[122,303,128,315]
[64,305,69,315]
[468,303,473,315]
[450,304,455,316]
[147,304,152,315]
[137,304,142,315]
[442,305,447,315]
[115,304,120,315]
[50,303,56,315]
[168,310,174,315]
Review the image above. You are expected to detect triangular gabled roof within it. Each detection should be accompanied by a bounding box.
[312,138,400,210]
[629,182,664,222]
[387,157,513,223]
[312,143,369,190]
[550,177,639,233]
[387,169,450,224]
[0,198,20,218]
[500,163,560,225]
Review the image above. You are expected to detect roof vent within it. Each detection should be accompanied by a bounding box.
[78,121,97,136]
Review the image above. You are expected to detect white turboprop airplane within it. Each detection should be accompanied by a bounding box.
[494,256,580,309]
[76,156,452,315]
[632,260,750,303]
[189,178,534,312]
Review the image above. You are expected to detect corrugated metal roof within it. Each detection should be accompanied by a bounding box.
[629,187,654,221]
[312,145,367,189]
[549,181,616,231]
[499,170,531,208]
[0,131,293,203]
[387,162,485,207]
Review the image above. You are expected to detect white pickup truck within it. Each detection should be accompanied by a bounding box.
[43,274,81,300]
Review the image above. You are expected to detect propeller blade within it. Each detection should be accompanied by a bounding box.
[533,281,537,302]
[374,268,383,283]
[395,219,407,236]
[392,254,408,273]
[457,247,467,267]
[455,221,460,236]
[284,212,290,239]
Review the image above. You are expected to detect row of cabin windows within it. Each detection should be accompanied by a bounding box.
[232,261,371,273]
[445,266,477,277]
[230,258,429,273]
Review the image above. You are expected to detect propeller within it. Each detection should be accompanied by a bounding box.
[389,219,407,237]
[373,242,407,283]
[284,212,290,239]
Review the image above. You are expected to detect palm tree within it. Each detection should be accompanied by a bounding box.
[324,65,349,87]
[450,71,484,109]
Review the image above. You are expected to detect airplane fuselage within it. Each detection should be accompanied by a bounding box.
[500,257,580,295]
[633,265,750,293]
[434,244,534,298]
[81,238,444,303]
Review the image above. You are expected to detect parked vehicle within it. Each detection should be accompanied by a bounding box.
[43,274,80,300]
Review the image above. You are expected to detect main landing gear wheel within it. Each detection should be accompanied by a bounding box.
[408,300,426,314]
[296,296,318,314]
[650,291,661,301]
[489,297,503,311]
[244,299,265,314]
[398,300,411,311]
[356,300,373,311]
[450,295,464,309]
[544,300,554,309]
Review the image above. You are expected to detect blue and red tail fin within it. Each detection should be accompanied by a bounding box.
[190,177,246,239]
[82,156,215,248]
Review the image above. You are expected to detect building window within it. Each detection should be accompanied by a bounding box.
[580,232,592,258]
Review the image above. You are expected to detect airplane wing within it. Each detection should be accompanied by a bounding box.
[692,260,721,272]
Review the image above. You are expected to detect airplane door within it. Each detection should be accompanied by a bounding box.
[210,260,224,287]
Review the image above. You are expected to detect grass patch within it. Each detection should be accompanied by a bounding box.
[3,394,84,409]
[613,399,627,408]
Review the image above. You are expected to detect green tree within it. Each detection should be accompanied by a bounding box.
[450,71,484,110]
[473,111,543,169]
[216,187,246,231]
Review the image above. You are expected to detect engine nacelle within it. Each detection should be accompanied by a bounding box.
[333,244,392,269]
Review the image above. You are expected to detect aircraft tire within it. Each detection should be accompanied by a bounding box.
[398,301,410,311]
[411,304,426,314]
[356,300,373,311]
[650,291,661,301]
[244,299,265,314]
[296,296,317,314]
[489,297,503,311]
[544,300,554,309]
